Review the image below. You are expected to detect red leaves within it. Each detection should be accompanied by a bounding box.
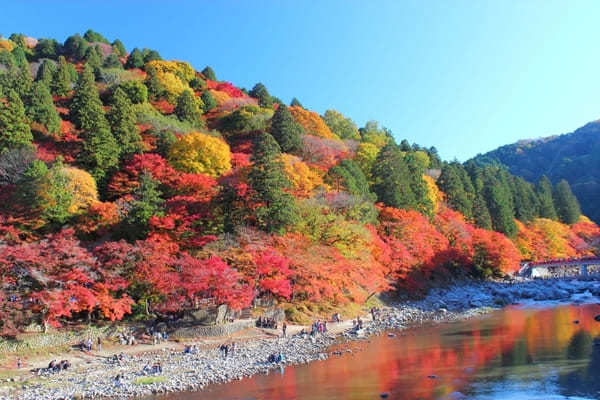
[205,80,245,98]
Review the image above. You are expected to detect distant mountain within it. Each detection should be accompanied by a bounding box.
[472,120,600,222]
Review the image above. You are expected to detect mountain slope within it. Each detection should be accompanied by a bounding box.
[472,121,600,222]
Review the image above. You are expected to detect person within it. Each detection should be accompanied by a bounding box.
[48,360,57,371]
[16,358,21,369]
[282,322,287,337]
[224,343,229,358]
[230,342,235,356]
[87,338,92,352]
[142,363,151,375]
[97,337,102,351]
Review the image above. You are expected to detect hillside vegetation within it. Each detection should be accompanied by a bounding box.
[0,30,598,335]
[472,121,600,223]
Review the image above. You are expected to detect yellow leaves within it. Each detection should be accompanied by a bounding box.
[64,167,99,214]
[146,60,195,82]
[355,142,379,176]
[289,106,338,140]
[423,175,443,213]
[280,154,325,197]
[146,60,195,100]
[0,40,14,52]
[168,132,231,177]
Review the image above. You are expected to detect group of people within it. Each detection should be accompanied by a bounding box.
[370,307,382,321]
[141,362,163,375]
[80,337,102,352]
[256,316,278,329]
[311,320,327,335]
[184,344,199,354]
[111,353,126,365]
[117,332,137,346]
[353,316,364,330]
[331,313,342,323]
[46,359,70,373]
[267,352,284,363]
[152,331,168,345]
[219,342,235,358]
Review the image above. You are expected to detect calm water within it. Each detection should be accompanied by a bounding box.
[159,303,600,400]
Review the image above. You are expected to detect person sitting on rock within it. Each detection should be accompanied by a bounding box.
[142,363,151,375]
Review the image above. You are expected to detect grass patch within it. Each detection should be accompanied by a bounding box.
[134,376,166,385]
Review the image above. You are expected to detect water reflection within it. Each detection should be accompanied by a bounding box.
[158,303,600,400]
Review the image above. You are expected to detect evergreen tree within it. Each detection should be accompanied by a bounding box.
[34,38,61,60]
[371,143,417,210]
[404,151,434,216]
[11,47,28,69]
[107,87,143,156]
[270,103,303,153]
[174,89,203,127]
[63,33,88,61]
[144,65,164,100]
[36,59,56,87]
[103,53,123,69]
[483,177,517,237]
[84,45,103,78]
[125,48,144,69]
[14,159,47,206]
[249,133,298,233]
[553,179,581,224]
[111,39,126,57]
[536,175,557,220]
[249,83,273,108]
[40,158,73,224]
[201,66,216,81]
[27,81,61,134]
[200,90,217,113]
[0,90,32,153]
[438,163,472,219]
[52,56,72,97]
[121,172,164,240]
[70,64,120,181]
[83,29,109,44]
[512,176,538,223]
[142,48,161,63]
[326,159,371,197]
[472,194,493,230]
[290,97,303,108]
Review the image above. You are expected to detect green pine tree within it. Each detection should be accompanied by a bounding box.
[290,97,303,108]
[0,89,32,153]
[483,178,517,237]
[201,66,216,81]
[249,83,273,108]
[107,87,143,156]
[52,56,72,97]
[14,159,48,206]
[121,172,164,240]
[249,133,298,233]
[27,81,61,134]
[174,89,204,128]
[326,159,372,197]
[438,163,473,219]
[36,59,56,87]
[70,64,120,181]
[270,103,303,153]
[111,39,127,57]
[553,179,581,224]
[63,34,88,61]
[125,48,144,69]
[536,175,557,220]
[371,143,418,210]
[40,158,73,224]
[512,176,538,223]
[200,90,217,113]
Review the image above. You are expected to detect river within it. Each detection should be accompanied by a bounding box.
[157,302,600,400]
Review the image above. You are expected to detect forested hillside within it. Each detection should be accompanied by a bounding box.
[0,30,598,335]
[472,120,600,223]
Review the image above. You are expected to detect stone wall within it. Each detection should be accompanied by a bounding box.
[172,320,254,339]
[0,325,115,356]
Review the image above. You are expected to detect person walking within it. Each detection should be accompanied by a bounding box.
[282,322,287,337]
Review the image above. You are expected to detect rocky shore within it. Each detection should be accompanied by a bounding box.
[2,277,599,400]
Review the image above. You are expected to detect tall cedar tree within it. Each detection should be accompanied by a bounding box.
[27,81,61,135]
[111,39,127,57]
[201,66,216,81]
[40,158,73,224]
[372,143,417,210]
[270,103,303,153]
[174,89,204,128]
[107,87,143,156]
[512,176,538,223]
[0,89,32,153]
[290,97,303,108]
[326,159,371,197]
[121,172,164,240]
[553,179,581,224]
[52,56,72,97]
[405,151,434,216]
[70,64,120,181]
[249,83,273,108]
[36,59,56,87]
[201,90,217,113]
[536,175,557,220]
[249,133,298,233]
[125,48,144,69]
[63,34,88,61]
[483,179,517,237]
[438,163,473,219]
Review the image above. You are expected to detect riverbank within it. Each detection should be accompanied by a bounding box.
[2,277,599,400]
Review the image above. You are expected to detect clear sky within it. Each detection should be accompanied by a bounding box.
[3,0,600,161]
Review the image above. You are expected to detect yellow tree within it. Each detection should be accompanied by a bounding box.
[168,132,231,177]
[280,154,325,197]
[64,167,99,213]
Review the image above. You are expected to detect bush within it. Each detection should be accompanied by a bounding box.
[119,80,148,104]
[133,103,196,133]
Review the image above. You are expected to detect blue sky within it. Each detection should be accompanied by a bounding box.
[3,1,600,161]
